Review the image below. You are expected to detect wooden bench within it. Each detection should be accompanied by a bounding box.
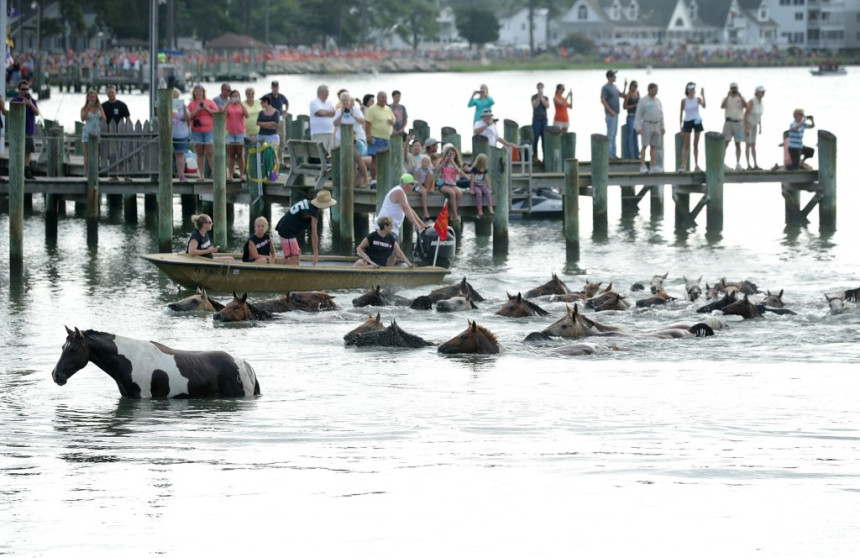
[285,139,330,189]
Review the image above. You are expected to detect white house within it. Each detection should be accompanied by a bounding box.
[498,7,562,50]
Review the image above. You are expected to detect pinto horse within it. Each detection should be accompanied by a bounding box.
[438,321,501,354]
[52,327,260,398]
[436,295,479,312]
[168,288,225,312]
[213,292,275,322]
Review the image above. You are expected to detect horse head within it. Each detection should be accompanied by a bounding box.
[349,319,433,348]
[168,287,225,312]
[825,293,845,315]
[352,285,390,307]
[592,292,629,312]
[524,273,571,298]
[214,292,272,322]
[762,289,785,308]
[436,294,478,313]
[409,295,433,311]
[542,304,597,339]
[291,291,338,312]
[52,326,91,386]
[344,313,385,345]
[496,292,550,318]
[684,276,703,302]
[650,272,668,294]
[582,280,603,298]
[438,320,500,354]
[721,294,763,319]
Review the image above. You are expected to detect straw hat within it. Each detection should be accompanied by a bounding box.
[442,143,456,154]
[310,190,337,209]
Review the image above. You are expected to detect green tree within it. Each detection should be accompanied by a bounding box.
[453,7,499,48]
[559,33,596,56]
[397,3,441,50]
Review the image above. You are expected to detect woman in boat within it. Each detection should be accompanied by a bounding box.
[243,216,278,264]
[187,214,220,258]
[355,216,414,268]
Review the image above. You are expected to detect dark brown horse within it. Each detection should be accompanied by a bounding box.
[720,294,763,319]
[352,285,413,307]
[343,313,386,344]
[762,289,784,308]
[495,292,549,318]
[542,303,713,339]
[256,291,338,313]
[346,320,433,348]
[635,290,677,308]
[429,277,485,303]
[168,288,225,312]
[540,304,601,339]
[524,273,571,298]
[213,292,275,322]
[438,321,501,354]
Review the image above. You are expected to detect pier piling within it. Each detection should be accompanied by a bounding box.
[339,124,355,253]
[818,130,837,232]
[157,89,174,252]
[590,134,609,235]
[564,159,580,262]
[9,102,25,273]
[212,112,228,249]
[704,132,726,233]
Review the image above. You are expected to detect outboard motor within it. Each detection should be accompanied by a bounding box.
[413,226,455,268]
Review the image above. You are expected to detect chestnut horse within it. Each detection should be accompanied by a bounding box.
[213,292,275,322]
[52,327,260,398]
[524,273,572,298]
[496,292,550,318]
[343,313,385,344]
[438,321,501,354]
[256,291,338,313]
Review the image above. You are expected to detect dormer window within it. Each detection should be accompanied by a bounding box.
[689,0,698,21]
[578,4,588,20]
[611,3,621,20]
[627,1,639,20]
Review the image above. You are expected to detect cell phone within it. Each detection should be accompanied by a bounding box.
[408,128,413,135]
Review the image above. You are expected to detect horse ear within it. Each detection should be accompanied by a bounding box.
[662,272,668,279]
[778,289,783,297]
[74,327,82,337]
[65,325,73,336]
[241,293,248,303]
[374,313,381,322]
[516,292,522,301]
[697,275,702,283]
[232,291,239,299]
[469,320,478,331]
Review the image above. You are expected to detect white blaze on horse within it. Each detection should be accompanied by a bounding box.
[52,327,260,398]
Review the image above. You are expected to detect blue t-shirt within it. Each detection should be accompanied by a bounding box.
[601,83,620,115]
[364,230,396,267]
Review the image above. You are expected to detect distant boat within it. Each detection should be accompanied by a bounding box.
[810,63,846,76]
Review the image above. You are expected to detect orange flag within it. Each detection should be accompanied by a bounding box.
[434,201,449,242]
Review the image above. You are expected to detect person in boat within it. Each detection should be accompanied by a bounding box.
[787,108,815,171]
[243,216,279,264]
[187,214,229,260]
[378,173,429,239]
[275,190,337,266]
[354,215,414,268]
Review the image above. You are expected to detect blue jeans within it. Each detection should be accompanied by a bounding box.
[605,114,618,158]
[625,114,639,159]
[532,118,547,161]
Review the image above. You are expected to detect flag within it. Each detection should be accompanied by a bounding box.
[434,200,448,242]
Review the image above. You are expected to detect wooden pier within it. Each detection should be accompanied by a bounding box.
[2,90,837,275]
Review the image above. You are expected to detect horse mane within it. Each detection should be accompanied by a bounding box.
[471,321,499,344]
[246,303,273,320]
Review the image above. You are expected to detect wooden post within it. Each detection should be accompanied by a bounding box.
[472,135,491,236]
[621,122,630,159]
[8,102,26,272]
[339,124,355,253]
[564,159,580,262]
[412,119,429,144]
[544,126,562,173]
[212,111,228,249]
[503,119,519,146]
[390,132,404,183]
[590,134,608,235]
[519,126,534,161]
[157,88,174,252]
[704,131,726,234]
[491,145,509,255]
[86,138,100,246]
[45,122,62,239]
[561,132,576,170]
[330,146,342,246]
[817,130,837,232]
[441,132,461,154]
[471,134,489,160]
[74,121,84,155]
[375,147,392,215]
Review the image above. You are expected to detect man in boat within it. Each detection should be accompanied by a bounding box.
[377,174,429,254]
[275,190,337,266]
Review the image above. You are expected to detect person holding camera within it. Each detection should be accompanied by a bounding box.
[787,108,815,171]
[80,89,106,175]
[188,84,219,181]
[11,79,39,179]
[473,108,517,149]
[721,82,747,171]
[553,83,573,131]
[333,91,370,187]
[468,84,494,122]
[531,82,550,163]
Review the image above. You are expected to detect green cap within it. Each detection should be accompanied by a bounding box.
[400,173,415,184]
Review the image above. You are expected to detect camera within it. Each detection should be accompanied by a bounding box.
[806,115,814,119]
[193,119,202,127]
[493,118,499,123]
[343,107,350,114]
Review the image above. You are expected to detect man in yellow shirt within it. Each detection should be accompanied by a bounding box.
[364,91,395,185]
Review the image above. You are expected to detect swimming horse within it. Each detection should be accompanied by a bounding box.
[52,327,260,398]
[167,288,225,312]
[213,292,275,322]
[438,321,501,354]
[255,291,338,313]
[343,313,385,345]
[429,277,485,303]
[495,292,550,318]
[345,320,433,348]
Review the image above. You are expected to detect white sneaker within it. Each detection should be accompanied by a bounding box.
[735,164,743,171]
[652,165,663,173]
[724,164,732,171]
[677,167,685,173]
[639,164,649,174]
[694,166,703,172]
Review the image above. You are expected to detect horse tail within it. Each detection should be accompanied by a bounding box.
[242,360,261,395]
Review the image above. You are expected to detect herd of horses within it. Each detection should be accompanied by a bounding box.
[53,273,858,399]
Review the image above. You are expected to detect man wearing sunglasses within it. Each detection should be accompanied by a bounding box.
[11,80,40,179]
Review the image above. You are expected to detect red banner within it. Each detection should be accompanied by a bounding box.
[434,201,448,242]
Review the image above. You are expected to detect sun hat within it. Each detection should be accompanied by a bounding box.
[400,173,415,184]
[424,137,439,147]
[442,143,456,153]
[481,108,494,117]
[310,190,337,209]
[755,85,766,93]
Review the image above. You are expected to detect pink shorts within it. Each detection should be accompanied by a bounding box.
[280,238,301,258]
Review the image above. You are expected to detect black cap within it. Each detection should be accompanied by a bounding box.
[271,81,279,87]
[606,70,617,78]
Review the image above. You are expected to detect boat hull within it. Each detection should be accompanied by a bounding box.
[141,253,451,292]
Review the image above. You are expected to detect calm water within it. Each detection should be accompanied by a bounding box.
[2,68,860,556]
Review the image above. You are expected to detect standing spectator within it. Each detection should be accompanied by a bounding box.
[12,79,39,179]
[474,108,517,149]
[622,79,640,159]
[80,89,106,176]
[679,82,706,172]
[634,83,664,174]
[553,83,572,131]
[333,91,369,187]
[213,83,231,112]
[274,190,338,266]
[243,87,262,147]
[309,84,335,152]
[0,94,6,179]
[744,85,765,170]
[390,90,408,138]
[256,94,280,146]
[269,81,289,158]
[364,91,395,184]
[225,89,249,181]
[362,93,375,111]
[531,82,549,163]
[101,85,131,126]
[171,88,190,182]
[721,82,746,171]
[377,173,428,243]
[786,109,815,170]
[188,84,218,181]
[468,84,494,122]
[600,70,621,160]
